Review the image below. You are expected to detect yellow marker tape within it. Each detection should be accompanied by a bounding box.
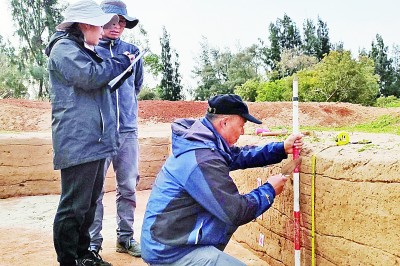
[311,154,316,266]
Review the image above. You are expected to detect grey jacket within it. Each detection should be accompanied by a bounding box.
[46,32,131,169]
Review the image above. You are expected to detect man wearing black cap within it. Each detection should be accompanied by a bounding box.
[140,94,303,265]
[88,0,143,258]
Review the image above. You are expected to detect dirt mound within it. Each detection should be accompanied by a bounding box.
[0,99,398,132]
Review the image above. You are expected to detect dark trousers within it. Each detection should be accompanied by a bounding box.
[53,159,106,266]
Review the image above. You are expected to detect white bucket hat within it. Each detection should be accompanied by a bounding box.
[56,0,119,30]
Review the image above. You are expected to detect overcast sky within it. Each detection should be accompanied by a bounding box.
[1,0,399,89]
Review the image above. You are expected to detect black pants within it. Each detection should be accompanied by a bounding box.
[53,159,106,266]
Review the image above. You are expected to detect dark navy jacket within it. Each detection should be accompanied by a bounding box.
[141,117,288,264]
[46,32,131,170]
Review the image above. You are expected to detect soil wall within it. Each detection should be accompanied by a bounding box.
[1,130,399,265]
[232,133,400,265]
[1,99,399,265]
[0,132,170,198]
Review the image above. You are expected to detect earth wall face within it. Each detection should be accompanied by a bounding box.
[0,133,169,198]
[232,133,400,265]
[1,130,400,265]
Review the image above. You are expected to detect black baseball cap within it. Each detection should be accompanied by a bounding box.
[207,94,262,124]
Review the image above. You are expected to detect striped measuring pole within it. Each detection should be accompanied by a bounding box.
[292,76,301,265]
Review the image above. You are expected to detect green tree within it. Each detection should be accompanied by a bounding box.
[255,78,290,102]
[192,38,220,100]
[270,48,318,80]
[225,46,259,91]
[10,0,65,98]
[370,34,398,97]
[390,44,400,97]
[316,17,331,60]
[302,19,319,57]
[158,27,183,101]
[192,40,233,100]
[192,40,260,100]
[172,51,183,100]
[263,14,302,73]
[313,50,379,105]
[234,78,259,102]
[0,37,28,98]
[294,69,319,102]
[279,14,302,50]
[264,23,281,71]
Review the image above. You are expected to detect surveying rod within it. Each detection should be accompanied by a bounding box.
[292,76,301,265]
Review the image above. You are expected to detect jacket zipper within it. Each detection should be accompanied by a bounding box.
[99,108,104,142]
[110,40,120,132]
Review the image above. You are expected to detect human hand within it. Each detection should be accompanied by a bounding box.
[267,174,288,196]
[283,133,303,154]
[123,51,135,64]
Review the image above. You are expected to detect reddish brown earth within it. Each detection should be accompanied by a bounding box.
[0,98,397,132]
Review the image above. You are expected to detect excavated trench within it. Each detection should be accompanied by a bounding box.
[0,99,399,265]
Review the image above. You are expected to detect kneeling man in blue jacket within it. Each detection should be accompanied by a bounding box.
[141,94,303,266]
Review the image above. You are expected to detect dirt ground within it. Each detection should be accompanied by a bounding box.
[0,190,266,266]
[1,98,398,132]
[0,98,399,266]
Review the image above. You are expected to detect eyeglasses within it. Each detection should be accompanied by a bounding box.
[118,18,126,27]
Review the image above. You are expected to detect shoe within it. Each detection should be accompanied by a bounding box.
[116,238,141,257]
[76,250,112,266]
[89,245,101,253]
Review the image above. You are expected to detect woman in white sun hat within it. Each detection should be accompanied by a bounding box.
[45,1,135,265]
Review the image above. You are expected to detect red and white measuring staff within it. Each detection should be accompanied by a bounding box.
[292,76,301,265]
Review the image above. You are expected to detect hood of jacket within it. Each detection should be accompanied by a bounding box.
[171,117,233,163]
[45,30,84,57]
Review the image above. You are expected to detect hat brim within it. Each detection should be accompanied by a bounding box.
[122,15,139,29]
[242,113,262,124]
[56,13,118,30]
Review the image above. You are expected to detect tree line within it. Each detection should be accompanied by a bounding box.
[0,1,399,106]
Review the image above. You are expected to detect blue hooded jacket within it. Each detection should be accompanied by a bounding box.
[96,38,144,132]
[141,117,288,264]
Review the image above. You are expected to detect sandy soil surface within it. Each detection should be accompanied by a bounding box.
[0,190,265,266]
[0,98,399,266]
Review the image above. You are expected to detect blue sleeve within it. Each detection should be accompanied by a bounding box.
[229,142,287,171]
[50,40,130,91]
[248,182,276,217]
[185,154,277,226]
[135,56,144,94]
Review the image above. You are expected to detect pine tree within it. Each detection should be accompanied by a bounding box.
[370,34,396,96]
[266,23,281,71]
[316,18,331,60]
[159,27,182,100]
[279,14,302,50]
[302,19,318,57]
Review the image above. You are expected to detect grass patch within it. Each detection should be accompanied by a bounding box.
[374,96,400,107]
[302,114,400,135]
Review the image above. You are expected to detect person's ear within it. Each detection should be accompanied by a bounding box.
[222,116,229,127]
